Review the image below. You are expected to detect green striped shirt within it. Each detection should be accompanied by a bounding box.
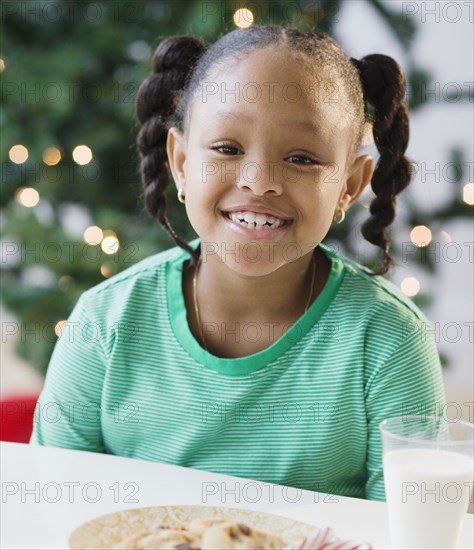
[30,240,445,501]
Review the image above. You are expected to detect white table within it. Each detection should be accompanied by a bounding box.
[1,442,472,549]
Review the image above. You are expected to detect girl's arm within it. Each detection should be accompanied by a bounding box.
[364,323,446,501]
[30,296,107,453]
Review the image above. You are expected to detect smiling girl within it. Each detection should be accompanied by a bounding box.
[31,26,445,501]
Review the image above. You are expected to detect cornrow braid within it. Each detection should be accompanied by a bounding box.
[136,36,207,265]
[351,55,412,275]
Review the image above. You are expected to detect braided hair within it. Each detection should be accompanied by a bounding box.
[351,56,411,274]
[136,36,207,263]
[136,26,411,274]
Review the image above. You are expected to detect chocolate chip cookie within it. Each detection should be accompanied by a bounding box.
[201,521,284,549]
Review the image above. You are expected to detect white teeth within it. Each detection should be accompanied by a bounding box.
[228,211,286,230]
[255,214,268,225]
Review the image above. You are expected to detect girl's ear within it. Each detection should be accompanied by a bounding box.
[339,155,373,209]
[166,127,187,191]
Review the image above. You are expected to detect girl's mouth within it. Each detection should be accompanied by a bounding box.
[222,210,292,239]
[224,210,290,230]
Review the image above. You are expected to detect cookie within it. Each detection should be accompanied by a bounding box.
[201,521,285,549]
[188,518,230,536]
[116,527,201,550]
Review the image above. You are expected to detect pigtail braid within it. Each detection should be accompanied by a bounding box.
[351,55,412,274]
[136,36,206,263]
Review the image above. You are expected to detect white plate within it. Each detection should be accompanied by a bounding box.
[68,504,318,549]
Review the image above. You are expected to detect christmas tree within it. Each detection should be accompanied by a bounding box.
[1,0,472,374]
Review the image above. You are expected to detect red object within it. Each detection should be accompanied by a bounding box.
[0,394,40,443]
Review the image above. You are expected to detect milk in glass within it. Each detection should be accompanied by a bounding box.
[384,448,474,550]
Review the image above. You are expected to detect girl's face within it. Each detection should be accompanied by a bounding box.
[168,47,372,275]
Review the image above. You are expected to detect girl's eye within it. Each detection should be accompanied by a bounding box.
[211,144,241,155]
[286,155,319,165]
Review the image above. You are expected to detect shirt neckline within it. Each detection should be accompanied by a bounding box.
[166,239,345,375]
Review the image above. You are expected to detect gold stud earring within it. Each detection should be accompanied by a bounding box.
[177,188,186,204]
[333,207,346,224]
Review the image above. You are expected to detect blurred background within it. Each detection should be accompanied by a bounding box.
[1,0,473,432]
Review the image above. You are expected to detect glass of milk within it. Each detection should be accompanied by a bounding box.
[380,415,474,550]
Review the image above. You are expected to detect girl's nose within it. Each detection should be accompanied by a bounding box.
[235,160,284,196]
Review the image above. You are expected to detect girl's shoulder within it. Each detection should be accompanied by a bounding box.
[321,243,430,325]
[80,241,191,301]
[322,245,435,361]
